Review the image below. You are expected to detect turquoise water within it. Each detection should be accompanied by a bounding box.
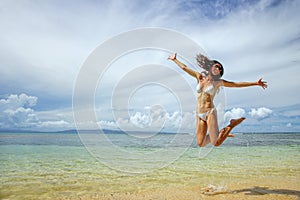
[0,132,299,199]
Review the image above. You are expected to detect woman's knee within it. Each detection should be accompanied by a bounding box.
[211,142,219,147]
[210,138,218,146]
[197,140,205,147]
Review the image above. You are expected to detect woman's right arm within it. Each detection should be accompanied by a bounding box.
[168,53,200,79]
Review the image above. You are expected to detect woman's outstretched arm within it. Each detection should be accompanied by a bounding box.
[168,53,200,79]
[222,78,267,89]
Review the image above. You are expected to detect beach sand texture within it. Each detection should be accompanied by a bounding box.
[50,179,300,200]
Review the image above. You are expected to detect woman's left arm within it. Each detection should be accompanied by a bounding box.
[222,78,267,89]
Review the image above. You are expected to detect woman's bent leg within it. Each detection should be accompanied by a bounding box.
[215,118,245,146]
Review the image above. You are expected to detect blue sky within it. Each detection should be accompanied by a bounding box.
[1,0,300,132]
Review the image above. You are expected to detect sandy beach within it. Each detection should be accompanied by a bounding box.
[54,180,300,200]
[54,179,300,200]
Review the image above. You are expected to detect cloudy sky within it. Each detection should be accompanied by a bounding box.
[1,0,300,133]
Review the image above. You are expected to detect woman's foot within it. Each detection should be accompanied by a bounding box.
[215,117,245,146]
[229,117,246,128]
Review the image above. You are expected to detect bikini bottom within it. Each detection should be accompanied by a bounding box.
[197,108,216,121]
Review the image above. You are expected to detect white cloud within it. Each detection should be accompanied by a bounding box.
[130,112,152,128]
[0,93,37,109]
[224,108,246,121]
[0,94,38,128]
[38,120,69,128]
[0,94,72,130]
[115,107,195,133]
[117,105,168,131]
[97,120,116,129]
[249,107,273,120]
[4,107,38,128]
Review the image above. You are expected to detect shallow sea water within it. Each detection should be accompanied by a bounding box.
[0,132,299,199]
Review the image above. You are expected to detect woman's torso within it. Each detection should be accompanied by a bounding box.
[196,77,221,114]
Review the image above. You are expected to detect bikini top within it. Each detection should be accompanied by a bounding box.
[196,83,214,95]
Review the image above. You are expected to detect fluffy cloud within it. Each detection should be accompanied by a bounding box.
[249,107,273,120]
[130,112,152,128]
[0,93,37,109]
[0,94,38,128]
[224,107,273,123]
[224,108,246,121]
[115,106,195,133]
[0,94,72,130]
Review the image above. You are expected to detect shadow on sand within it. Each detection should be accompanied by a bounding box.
[232,186,300,198]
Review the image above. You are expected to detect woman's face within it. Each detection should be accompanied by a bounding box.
[211,63,221,76]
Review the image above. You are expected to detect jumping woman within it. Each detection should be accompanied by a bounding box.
[168,53,267,147]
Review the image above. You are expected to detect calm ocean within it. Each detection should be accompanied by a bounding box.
[1,132,299,199]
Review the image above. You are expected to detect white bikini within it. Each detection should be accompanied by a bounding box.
[196,83,214,95]
[196,83,216,121]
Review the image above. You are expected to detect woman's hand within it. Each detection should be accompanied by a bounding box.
[167,53,177,61]
[257,78,268,89]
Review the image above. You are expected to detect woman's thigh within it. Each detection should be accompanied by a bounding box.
[196,116,207,145]
[207,109,219,144]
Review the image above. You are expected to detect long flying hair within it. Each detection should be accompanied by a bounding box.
[196,54,224,80]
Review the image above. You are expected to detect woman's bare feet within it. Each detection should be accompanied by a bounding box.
[215,117,245,146]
